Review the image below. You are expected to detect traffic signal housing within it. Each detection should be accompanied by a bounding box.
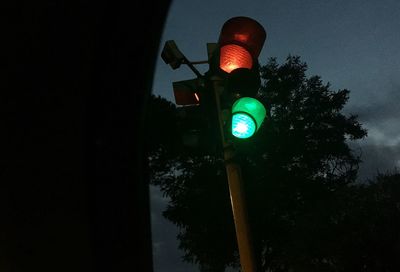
[172,76,218,154]
[218,16,266,73]
[231,97,266,139]
[214,16,268,139]
[173,78,201,106]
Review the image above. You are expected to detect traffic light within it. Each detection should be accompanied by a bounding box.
[161,18,268,272]
[160,39,220,154]
[161,16,267,154]
[172,78,201,147]
[231,97,266,138]
[172,78,214,152]
[215,16,267,139]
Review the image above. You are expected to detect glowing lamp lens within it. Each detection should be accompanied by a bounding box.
[231,97,266,138]
[232,113,256,138]
[220,44,253,73]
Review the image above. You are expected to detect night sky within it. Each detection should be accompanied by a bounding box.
[150,0,400,271]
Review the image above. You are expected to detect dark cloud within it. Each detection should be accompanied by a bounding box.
[349,142,400,182]
[345,81,400,126]
[345,81,400,160]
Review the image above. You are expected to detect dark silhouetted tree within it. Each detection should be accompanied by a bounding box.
[332,170,400,272]
[147,56,370,271]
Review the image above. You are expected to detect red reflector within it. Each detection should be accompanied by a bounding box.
[220,44,253,73]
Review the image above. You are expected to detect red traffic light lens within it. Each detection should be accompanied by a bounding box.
[218,17,266,59]
[219,44,253,73]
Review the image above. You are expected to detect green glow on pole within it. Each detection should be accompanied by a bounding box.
[231,97,266,139]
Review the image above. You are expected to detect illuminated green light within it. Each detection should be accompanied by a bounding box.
[231,97,266,138]
[232,113,256,138]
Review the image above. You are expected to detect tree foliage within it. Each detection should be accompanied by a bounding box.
[146,56,400,271]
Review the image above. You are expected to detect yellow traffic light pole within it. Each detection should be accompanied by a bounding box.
[211,76,257,272]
